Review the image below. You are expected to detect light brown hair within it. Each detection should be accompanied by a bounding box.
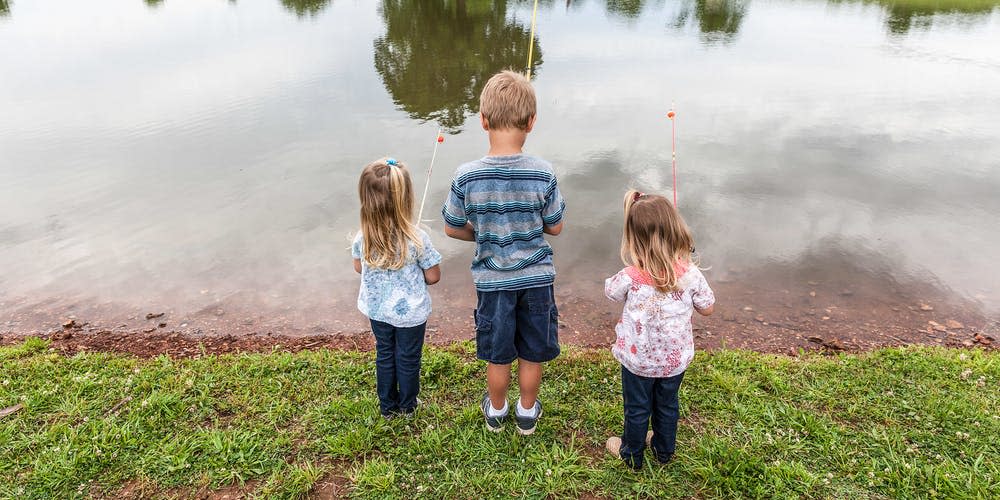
[620,190,695,292]
[358,158,422,270]
[479,70,536,131]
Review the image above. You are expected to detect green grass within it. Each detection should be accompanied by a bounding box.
[1,339,997,499]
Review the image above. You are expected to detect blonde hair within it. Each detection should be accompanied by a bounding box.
[358,158,423,270]
[479,70,536,131]
[620,190,695,292]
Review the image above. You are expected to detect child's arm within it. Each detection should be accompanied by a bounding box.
[444,223,476,241]
[690,268,716,316]
[423,265,441,285]
[417,230,443,284]
[351,233,363,274]
[604,269,631,302]
[541,174,565,237]
[442,178,475,241]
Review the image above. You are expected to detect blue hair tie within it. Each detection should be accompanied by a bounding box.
[385,158,398,166]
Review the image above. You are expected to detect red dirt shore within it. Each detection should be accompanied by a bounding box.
[2,290,994,359]
[2,260,996,357]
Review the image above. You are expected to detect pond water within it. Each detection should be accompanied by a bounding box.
[2,0,999,339]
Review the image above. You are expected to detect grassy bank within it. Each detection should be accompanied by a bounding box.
[1,339,997,499]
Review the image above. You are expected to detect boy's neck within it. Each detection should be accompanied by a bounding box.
[486,128,528,157]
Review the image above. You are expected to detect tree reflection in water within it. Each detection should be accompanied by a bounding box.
[828,0,999,35]
[373,0,543,133]
[672,0,748,45]
[280,0,332,18]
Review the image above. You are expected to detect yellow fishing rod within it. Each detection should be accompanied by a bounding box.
[525,0,539,78]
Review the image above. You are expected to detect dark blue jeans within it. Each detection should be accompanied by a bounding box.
[370,319,425,415]
[620,366,685,469]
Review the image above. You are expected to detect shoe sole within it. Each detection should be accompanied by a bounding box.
[515,407,543,436]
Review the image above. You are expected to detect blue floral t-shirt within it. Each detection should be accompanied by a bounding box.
[351,229,442,328]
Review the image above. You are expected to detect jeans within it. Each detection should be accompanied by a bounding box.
[620,366,685,469]
[370,319,425,415]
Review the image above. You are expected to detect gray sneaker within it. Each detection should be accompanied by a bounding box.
[515,400,542,435]
[480,393,507,432]
[401,398,422,419]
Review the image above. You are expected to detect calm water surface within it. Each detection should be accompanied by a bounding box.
[2,0,999,334]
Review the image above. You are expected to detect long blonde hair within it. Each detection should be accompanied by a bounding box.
[620,189,695,292]
[358,158,422,270]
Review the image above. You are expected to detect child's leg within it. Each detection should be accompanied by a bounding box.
[516,359,542,409]
[394,322,426,412]
[476,290,518,412]
[649,371,685,463]
[620,365,654,469]
[513,285,560,410]
[369,320,400,416]
[486,362,512,410]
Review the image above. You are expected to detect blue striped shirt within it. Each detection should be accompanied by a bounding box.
[442,154,565,291]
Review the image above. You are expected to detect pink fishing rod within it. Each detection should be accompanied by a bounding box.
[668,106,677,207]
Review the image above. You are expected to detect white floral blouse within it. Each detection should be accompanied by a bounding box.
[605,264,715,378]
[352,229,441,328]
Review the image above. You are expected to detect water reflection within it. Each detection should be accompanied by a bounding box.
[672,0,748,44]
[1,0,999,336]
[605,0,648,19]
[280,0,333,18]
[135,0,335,17]
[373,0,543,133]
[1,0,11,17]
[832,0,1000,34]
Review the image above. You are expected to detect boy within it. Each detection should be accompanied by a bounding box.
[442,70,565,435]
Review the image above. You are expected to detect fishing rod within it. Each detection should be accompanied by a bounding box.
[668,104,677,207]
[526,0,539,78]
[416,128,444,223]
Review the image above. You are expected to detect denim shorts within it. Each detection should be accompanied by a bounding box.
[474,285,560,364]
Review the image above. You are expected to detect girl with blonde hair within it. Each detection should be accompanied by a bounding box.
[604,190,715,469]
[352,157,441,418]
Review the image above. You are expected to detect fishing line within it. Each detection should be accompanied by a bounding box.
[416,128,444,223]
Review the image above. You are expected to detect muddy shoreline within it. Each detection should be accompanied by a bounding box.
[3,269,996,358]
[4,250,998,357]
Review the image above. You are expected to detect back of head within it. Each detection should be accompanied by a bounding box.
[479,70,536,131]
[620,190,695,292]
[358,158,421,270]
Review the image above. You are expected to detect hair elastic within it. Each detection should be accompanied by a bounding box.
[385,158,398,166]
[633,191,645,202]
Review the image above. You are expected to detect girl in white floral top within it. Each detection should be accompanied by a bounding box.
[604,190,715,470]
[352,158,441,419]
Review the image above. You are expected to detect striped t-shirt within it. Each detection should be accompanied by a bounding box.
[442,154,565,292]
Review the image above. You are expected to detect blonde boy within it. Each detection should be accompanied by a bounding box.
[442,71,565,435]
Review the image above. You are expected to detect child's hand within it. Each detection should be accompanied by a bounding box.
[543,221,563,236]
[444,223,476,242]
[353,258,362,274]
